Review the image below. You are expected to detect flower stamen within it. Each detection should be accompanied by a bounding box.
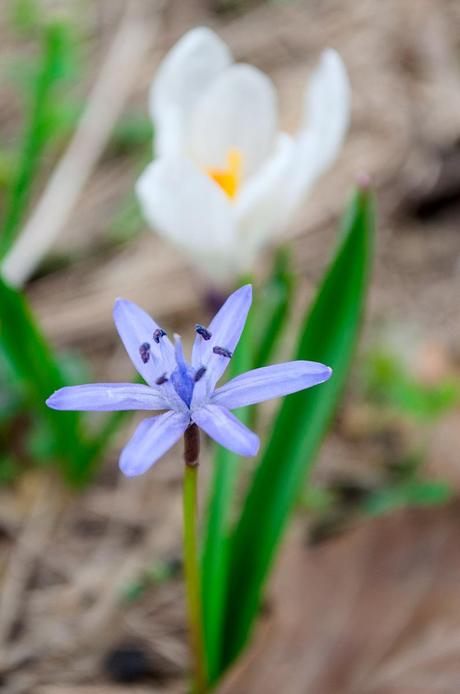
[206,149,242,199]
[139,342,151,364]
[213,346,232,359]
[155,373,168,385]
[195,324,212,341]
[153,328,167,343]
[194,366,207,382]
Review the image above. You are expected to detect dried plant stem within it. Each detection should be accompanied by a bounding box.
[1,1,160,288]
[183,425,208,693]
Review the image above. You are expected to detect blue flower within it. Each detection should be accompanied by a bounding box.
[46,285,332,476]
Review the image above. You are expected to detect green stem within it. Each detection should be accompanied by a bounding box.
[183,425,207,693]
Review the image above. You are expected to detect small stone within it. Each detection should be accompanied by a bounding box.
[104,642,152,683]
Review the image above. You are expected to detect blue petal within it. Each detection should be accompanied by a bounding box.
[211,361,332,409]
[192,403,259,456]
[119,411,189,477]
[192,284,252,403]
[46,383,169,411]
[113,299,175,386]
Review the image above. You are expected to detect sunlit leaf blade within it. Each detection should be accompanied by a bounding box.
[254,247,295,368]
[0,276,92,485]
[201,307,254,683]
[220,187,374,671]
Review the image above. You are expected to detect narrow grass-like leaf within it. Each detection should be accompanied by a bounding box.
[201,307,254,683]
[0,276,93,485]
[202,255,294,681]
[254,247,295,368]
[0,22,76,257]
[220,187,374,671]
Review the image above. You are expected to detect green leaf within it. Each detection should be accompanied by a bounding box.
[202,256,294,682]
[201,306,255,682]
[0,456,17,484]
[0,275,93,485]
[109,192,144,244]
[109,112,153,155]
[253,247,295,368]
[363,349,460,421]
[8,0,41,35]
[0,21,78,257]
[362,479,453,516]
[219,187,374,672]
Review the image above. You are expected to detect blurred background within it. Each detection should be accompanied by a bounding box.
[1,0,460,692]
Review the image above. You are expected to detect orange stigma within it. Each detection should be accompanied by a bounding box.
[207,149,242,199]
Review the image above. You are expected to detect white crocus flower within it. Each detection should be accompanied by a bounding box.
[136,27,350,284]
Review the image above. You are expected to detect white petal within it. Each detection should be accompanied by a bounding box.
[136,157,238,277]
[188,64,278,178]
[233,133,297,267]
[301,49,350,169]
[150,27,232,157]
[291,49,350,201]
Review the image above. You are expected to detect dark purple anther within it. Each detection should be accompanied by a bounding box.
[195,324,212,341]
[155,373,168,385]
[153,328,167,344]
[139,342,150,364]
[194,366,207,383]
[213,346,232,359]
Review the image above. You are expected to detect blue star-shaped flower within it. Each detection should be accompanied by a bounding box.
[46,285,331,476]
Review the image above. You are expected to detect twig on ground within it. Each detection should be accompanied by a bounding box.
[0,1,160,288]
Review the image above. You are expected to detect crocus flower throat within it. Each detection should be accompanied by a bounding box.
[206,149,242,199]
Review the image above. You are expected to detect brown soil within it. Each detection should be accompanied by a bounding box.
[1,0,460,692]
